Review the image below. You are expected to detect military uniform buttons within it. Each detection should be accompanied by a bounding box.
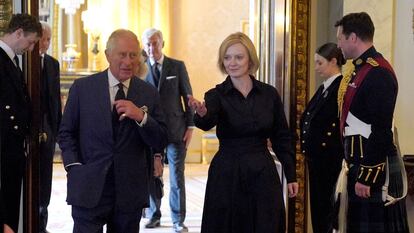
[305,122,308,125]
[14,125,19,130]
[302,140,305,143]
[332,123,336,127]
[307,112,310,115]
[5,105,10,109]
[327,132,332,136]
[322,142,326,147]
[302,150,305,153]
[303,130,306,134]
[10,116,15,120]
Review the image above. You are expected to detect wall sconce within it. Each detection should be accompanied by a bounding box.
[82,9,102,71]
[56,0,84,71]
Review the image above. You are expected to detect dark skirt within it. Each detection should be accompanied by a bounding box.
[346,155,410,233]
[201,138,285,233]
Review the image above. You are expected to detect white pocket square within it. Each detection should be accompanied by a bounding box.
[166,76,177,80]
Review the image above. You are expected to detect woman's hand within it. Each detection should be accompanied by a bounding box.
[287,182,299,198]
[188,95,207,117]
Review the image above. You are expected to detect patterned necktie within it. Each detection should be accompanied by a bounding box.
[112,83,126,139]
[152,62,160,87]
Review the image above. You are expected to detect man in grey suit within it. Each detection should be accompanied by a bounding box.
[142,28,194,233]
[58,29,168,233]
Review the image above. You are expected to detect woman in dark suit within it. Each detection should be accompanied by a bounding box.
[300,42,345,233]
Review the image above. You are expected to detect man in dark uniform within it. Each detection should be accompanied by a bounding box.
[38,21,61,233]
[0,14,42,233]
[335,12,409,233]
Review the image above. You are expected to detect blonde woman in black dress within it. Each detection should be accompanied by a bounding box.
[189,32,298,233]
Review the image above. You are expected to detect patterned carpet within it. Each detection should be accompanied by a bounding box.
[48,163,208,233]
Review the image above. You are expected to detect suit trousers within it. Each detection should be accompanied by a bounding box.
[148,142,186,224]
[39,114,56,232]
[72,165,142,233]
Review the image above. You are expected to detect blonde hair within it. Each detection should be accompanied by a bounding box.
[217,32,259,75]
[106,29,147,78]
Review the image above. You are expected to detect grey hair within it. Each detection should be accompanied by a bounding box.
[142,28,163,43]
[105,29,148,78]
[40,21,51,31]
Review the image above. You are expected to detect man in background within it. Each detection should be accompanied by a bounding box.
[0,13,42,233]
[38,21,61,233]
[142,28,194,233]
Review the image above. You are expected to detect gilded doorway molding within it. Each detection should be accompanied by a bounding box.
[289,0,309,232]
[0,0,13,36]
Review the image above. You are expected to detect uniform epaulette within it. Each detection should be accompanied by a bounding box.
[366,57,379,67]
[357,162,386,186]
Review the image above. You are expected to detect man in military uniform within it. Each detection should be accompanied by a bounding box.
[0,14,42,233]
[334,12,409,233]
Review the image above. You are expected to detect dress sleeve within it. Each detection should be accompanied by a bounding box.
[269,88,296,183]
[194,89,220,131]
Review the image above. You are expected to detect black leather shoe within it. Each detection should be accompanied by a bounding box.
[145,218,161,228]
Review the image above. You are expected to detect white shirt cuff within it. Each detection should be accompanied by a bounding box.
[135,111,148,127]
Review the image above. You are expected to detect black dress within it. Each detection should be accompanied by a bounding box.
[194,76,296,233]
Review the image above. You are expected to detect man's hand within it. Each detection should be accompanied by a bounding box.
[183,128,194,149]
[355,182,370,198]
[114,100,145,122]
[4,224,15,233]
[287,182,299,198]
[153,156,163,177]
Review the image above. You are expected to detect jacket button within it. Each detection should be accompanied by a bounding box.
[305,122,308,125]
[307,112,310,115]
[302,150,305,153]
[332,123,336,127]
[14,125,19,130]
[10,116,15,120]
[322,142,326,147]
[327,132,332,136]
[5,105,10,109]
[302,140,305,143]
[303,130,306,134]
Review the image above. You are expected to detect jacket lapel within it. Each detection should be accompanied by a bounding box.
[158,56,171,90]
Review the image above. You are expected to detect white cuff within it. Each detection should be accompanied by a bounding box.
[135,112,148,127]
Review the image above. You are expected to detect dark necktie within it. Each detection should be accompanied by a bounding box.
[112,83,126,139]
[315,84,325,101]
[14,55,21,72]
[152,62,160,87]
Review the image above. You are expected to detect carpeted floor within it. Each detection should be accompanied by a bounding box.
[48,163,208,233]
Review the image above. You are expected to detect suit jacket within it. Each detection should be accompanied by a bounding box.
[300,76,343,163]
[41,54,62,137]
[58,70,168,211]
[145,56,194,143]
[0,47,30,228]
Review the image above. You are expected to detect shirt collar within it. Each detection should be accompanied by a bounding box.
[323,73,341,91]
[108,69,131,89]
[150,54,165,66]
[0,39,17,61]
[221,75,260,95]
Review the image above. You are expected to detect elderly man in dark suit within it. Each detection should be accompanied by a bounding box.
[58,29,168,233]
[0,14,42,233]
[142,28,194,233]
[38,21,62,233]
